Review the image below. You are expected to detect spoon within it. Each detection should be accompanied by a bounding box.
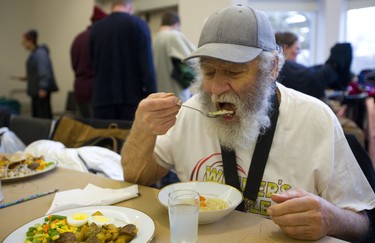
[179,104,234,118]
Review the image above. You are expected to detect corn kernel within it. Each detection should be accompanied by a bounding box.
[52,235,60,241]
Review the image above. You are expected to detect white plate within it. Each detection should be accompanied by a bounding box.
[3,206,155,243]
[1,161,58,182]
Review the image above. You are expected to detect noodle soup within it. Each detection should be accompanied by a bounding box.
[158,181,243,224]
[199,196,229,212]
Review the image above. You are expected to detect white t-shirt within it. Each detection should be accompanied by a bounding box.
[155,83,375,216]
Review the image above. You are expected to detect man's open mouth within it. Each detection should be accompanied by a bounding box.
[217,102,236,117]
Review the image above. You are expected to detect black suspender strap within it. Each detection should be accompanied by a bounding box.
[221,89,280,212]
[221,147,241,191]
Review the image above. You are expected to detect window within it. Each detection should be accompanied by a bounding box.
[346,6,375,75]
[265,11,315,66]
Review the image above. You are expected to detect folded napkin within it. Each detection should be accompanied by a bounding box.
[46,183,139,215]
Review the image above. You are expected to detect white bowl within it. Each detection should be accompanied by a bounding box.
[158,181,243,224]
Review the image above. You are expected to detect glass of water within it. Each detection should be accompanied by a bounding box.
[168,189,199,243]
[0,180,3,202]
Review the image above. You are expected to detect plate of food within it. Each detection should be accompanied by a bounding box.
[3,205,155,243]
[0,152,57,182]
[158,181,243,224]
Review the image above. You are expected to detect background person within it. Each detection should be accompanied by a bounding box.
[152,10,196,102]
[70,5,107,118]
[89,0,157,120]
[275,31,352,100]
[275,32,366,145]
[13,29,58,119]
[121,5,375,242]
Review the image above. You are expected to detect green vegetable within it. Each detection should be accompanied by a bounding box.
[27,226,36,232]
[46,162,55,166]
[33,233,43,238]
[48,229,59,237]
[48,215,66,222]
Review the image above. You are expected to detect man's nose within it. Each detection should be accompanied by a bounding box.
[207,74,231,95]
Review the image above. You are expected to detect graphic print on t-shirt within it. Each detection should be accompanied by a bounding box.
[189,152,292,216]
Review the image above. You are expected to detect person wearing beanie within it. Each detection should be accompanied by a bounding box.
[70,5,107,118]
[14,29,58,118]
[121,5,375,242]
[326,42,353,90]
[89,0,157,120]
[275,31,352,100]
[91,5,107,22]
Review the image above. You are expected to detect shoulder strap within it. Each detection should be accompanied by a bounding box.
[221,89,279,211]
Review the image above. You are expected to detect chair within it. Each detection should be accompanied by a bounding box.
[9,115,55,145]
[345,133,375,243]
[73,117,133,129]
[54,91,77,117]
[65,91,77,113]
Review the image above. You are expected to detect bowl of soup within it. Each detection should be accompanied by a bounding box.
[158,181,243,224]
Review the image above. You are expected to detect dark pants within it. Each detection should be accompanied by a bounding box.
[93,104,137,121]
[77,102,92,118]
[31,95,52,119]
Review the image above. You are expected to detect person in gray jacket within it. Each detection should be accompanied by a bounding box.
[14,29,58,118]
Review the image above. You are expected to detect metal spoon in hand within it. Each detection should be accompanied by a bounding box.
[179,104,234,118]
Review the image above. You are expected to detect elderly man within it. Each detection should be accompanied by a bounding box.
[121,5,375,242]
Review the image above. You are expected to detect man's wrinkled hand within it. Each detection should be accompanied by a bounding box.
[267,189,333,240]
[134,92,181,136]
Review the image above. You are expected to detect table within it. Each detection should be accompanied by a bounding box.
[0,167,346,242]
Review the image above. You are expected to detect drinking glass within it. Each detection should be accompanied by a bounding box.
[0,180,3,202]
[168,189,199,243]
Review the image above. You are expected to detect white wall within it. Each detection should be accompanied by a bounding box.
[0,0,94,116]
[179,0,233,46]
[0,0,178,116]
[316,0,347,63]
[0,0,357,116]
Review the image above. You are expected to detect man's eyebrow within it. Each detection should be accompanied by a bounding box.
[200,61,233,69]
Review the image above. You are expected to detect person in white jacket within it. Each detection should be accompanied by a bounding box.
[152,11,196,102]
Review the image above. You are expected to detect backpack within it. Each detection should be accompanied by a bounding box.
[79,136,124,154]
[51,116,130,153]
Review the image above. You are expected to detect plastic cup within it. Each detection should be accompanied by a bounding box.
[168,189,199,243]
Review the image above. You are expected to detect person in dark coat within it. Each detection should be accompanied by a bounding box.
[89,0,157,120]
[14,29,58,119]
[71,5,107,118]
[275,31,352,100]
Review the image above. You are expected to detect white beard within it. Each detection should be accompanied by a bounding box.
[198,75,275,150]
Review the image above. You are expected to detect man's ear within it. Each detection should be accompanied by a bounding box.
[271,52,279,81]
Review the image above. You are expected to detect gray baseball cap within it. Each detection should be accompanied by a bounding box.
[183,5,276,63]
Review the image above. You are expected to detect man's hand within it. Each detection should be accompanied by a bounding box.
[121,92,180,185]
[38,89,47,98]
[267,189,369,242]
[267,189,335,240]
[133,92,181,136]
